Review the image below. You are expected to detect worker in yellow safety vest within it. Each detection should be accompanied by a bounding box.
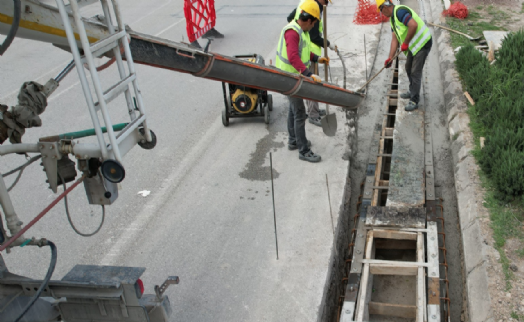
[287,0,337,127]
[377,0,432,111]
[276,0,330,163]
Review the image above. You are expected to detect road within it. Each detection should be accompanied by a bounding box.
[0,1,369,321]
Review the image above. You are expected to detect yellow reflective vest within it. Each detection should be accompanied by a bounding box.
[276,20,312,74]
[390,5,431,55]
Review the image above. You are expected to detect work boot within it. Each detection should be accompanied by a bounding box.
[288,140,311,151]
[309,117,322,127]
[299,150,321,163]
[405,101,419,111]
[400,91,411,99]
[319,109,327,116]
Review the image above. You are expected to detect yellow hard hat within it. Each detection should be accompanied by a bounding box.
[376,0,387,12]
[299,0,321,20]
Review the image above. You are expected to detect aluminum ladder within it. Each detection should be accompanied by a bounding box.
[54,0,153,164]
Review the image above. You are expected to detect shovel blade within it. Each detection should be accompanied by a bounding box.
[321,113,337,137]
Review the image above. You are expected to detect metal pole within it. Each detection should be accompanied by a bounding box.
[270,152,278,260]
[326,174,334,235]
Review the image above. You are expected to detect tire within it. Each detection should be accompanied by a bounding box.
[264,104,270,124]
[222,108,229,127]
[267,94,273,111]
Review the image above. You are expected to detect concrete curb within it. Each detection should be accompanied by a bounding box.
[423,0,495,321]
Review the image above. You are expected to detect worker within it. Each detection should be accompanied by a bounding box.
[287,0,337,127]
[276,0,330,163]
[377,0,432,111]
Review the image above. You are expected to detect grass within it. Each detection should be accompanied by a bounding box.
[446,9,507,49]
[521,3,524,14]
[467,103,524,291]
[517,247,524,258]
[511,311,524,322]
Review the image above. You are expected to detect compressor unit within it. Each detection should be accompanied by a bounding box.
[221,54,273,126]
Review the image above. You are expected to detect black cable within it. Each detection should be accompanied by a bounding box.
[0,0,21,56]
[59,172,105,237]
[3,155,41,192]
[14,240,57,322]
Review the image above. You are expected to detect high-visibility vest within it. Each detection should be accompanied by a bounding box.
[276,20,312,74]
[294,0,323,56]
[390,5,431,56]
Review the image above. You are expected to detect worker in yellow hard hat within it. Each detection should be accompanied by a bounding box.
[377,0,432,111]
[276,0,330,163]
[287,0,337,127]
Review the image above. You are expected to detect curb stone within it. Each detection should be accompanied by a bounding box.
[422,0,495,321]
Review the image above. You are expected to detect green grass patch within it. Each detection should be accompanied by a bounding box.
[517,247,524,258]
[521,3,524,13]
[511,311,524,322]
[447,16,504,49]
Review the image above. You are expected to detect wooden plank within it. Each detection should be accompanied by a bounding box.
[360,259,429,268]
[370,229,417,240]
[375,239,416,250]
[355,231,374,321]
[368,302,417,319]
[416,232,425,322]
[386,63,425,208]
[369,264,417,276]
[366,207,426,229]
[427,222,440,282]
[384,128,394,136]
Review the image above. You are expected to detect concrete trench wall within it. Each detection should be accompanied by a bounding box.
[424,0,495,321]
[318,109,359,322]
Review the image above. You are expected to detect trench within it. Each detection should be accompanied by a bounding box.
[321,0,465,320]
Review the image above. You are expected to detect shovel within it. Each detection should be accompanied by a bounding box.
[321,5,337,137]
[427,22,481,41]
[357,50,401,92]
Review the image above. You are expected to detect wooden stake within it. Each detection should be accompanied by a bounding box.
[464,91,475,106]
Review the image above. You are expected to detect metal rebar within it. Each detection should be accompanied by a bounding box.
[326,174,335,235]
[270,152,278,260]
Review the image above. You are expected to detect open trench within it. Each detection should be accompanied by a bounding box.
[321,1,465,321]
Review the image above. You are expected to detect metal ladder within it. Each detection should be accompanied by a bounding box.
[54,0,153,164]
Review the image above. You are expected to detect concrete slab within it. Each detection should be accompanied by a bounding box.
[366,206,426,228]
[483,31,509,50]
[386,65,425,208]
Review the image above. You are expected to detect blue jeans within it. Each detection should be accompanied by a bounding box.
[287,96,310,155]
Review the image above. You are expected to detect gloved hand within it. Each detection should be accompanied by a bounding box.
[328,43,338,51]
[384,58,392,68]
[311,74,322,82]
[400,42,409,52]
[318,57,330,65]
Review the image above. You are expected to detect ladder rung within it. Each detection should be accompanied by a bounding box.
[104,73,136,104]
[94,73,136,110]
[90,30,126,57]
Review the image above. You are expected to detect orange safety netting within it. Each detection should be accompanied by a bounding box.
[442,2,468,19]
[353,0,389,25]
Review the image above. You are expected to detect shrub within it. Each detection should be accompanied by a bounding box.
[497,29,524,72]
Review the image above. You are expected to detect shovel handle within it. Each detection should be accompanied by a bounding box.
[357,50,401,92]
[323,5,330,114]
[427,22,475,40]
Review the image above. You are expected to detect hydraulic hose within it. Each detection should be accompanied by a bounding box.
[0,0,21,56]
[14,240,57,322]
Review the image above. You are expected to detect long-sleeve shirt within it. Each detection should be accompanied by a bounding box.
[287,1,331,49]
[284,29,319,76]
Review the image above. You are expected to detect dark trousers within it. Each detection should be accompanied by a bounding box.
[287,96,310,154]
[406,42,432,104]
